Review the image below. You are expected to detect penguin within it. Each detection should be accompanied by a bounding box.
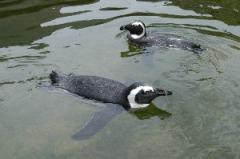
[49,71,172,140]
[49,71,172,110]
[120,20,205,53]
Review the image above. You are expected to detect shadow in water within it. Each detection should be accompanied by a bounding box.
[130,103,172,120]
[121,43,145,58]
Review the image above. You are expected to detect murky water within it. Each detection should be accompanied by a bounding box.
[1,0,240,158]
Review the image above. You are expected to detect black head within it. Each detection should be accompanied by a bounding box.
[120,21,147,40]
[126,82,172,109]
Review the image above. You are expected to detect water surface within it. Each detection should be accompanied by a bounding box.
[0,0,240,159]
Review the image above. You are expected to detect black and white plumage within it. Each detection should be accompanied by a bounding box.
[120,20,205,53]
[49,71,172,140]
[50,71,172,110]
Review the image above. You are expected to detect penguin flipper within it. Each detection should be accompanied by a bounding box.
[72,104,124,140]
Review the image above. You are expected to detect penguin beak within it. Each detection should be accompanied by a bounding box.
[120,25,125,30]
[155,88,172,96]
[120,24,131,31]
[120,25,127,31]
[134,88,172,105]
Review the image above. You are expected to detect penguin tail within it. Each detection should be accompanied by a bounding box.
[49,71,61,84]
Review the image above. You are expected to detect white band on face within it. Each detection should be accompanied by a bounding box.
[132,21,144,28]
[129,21,146,40]
[127,85,154,109]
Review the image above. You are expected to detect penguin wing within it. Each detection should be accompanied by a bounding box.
[72,104,124,140]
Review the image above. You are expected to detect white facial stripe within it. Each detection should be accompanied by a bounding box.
[131,34,142,39]
[132,22,144,27]
[127,86,154,109]
[130,21,146,40]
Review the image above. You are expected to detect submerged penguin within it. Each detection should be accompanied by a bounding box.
[49,71,172,140]
[120,20,205,53]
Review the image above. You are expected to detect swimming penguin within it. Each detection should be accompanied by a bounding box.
[49,71,172,140]
[50,71,172,110]
[120,20,204,53]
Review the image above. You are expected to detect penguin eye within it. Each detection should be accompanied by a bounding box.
[139,90,145,94]
[144,90,153,94]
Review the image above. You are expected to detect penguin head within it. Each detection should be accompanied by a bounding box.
[120,20,146,40]
[126,82,172,109]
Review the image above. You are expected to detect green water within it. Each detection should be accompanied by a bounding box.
[0,0,240,158]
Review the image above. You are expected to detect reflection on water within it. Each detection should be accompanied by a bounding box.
[170,0,240,25]
[0,0,240,159]
[131,103,171,120]
[0,0,98,18]
[121,42,144,57]
[0,0,98,47]
[99,7,128,11]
